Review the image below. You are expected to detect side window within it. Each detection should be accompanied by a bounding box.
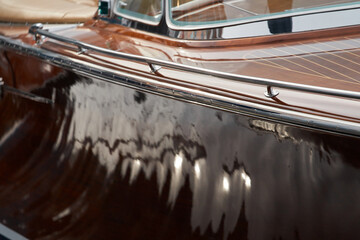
[114,0,163,24]
[169,0,360,27]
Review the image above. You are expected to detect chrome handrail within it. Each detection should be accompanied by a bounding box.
[29,24,360,100]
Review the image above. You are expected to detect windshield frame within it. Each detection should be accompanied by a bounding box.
[113,0,164,26]
[165,0,360,30]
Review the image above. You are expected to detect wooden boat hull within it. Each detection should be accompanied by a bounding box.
[0,63,359,239]
[0,9,359,238]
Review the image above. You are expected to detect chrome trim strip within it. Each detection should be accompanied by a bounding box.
[165,1,360,30]
[0,223,28,240]
[0,35,359,137]
[28,26,360,100]
[3,85,54,104]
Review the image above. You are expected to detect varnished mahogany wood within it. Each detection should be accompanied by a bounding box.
[1,19,360,126]
[0,5,360,239]
[0,69,360,239]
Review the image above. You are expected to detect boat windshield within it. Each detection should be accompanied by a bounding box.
[169,0,360,27]
[114,0,163,25]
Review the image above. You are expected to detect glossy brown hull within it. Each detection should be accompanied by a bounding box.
[0,16,360,239]
[0,69,359,239]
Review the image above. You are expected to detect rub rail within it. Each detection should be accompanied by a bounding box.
[29,23,360,100]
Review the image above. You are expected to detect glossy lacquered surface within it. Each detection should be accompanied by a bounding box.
[25,20,360,126]
[43,19,360,92]
[0,71,360,239]
[1,20,359,133]
[0,6,360,239]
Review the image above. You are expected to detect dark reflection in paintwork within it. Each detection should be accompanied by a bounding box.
[0,71,360,239]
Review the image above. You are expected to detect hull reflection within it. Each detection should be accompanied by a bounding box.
[0,71,359,239]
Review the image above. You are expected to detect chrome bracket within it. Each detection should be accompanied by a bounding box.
[264,86,279,98]
[29,23,45,44]
[77,47,88,55]
[149,64,162,74]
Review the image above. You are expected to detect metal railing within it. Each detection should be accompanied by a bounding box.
[29,23,360,100]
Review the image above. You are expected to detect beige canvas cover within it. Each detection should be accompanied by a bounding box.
[0,0,98,23]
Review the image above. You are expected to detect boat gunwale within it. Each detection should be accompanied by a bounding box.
[27,25,360,101]
[0,33,360,138]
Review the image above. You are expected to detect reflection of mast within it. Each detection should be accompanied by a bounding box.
[267,0,293,34]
